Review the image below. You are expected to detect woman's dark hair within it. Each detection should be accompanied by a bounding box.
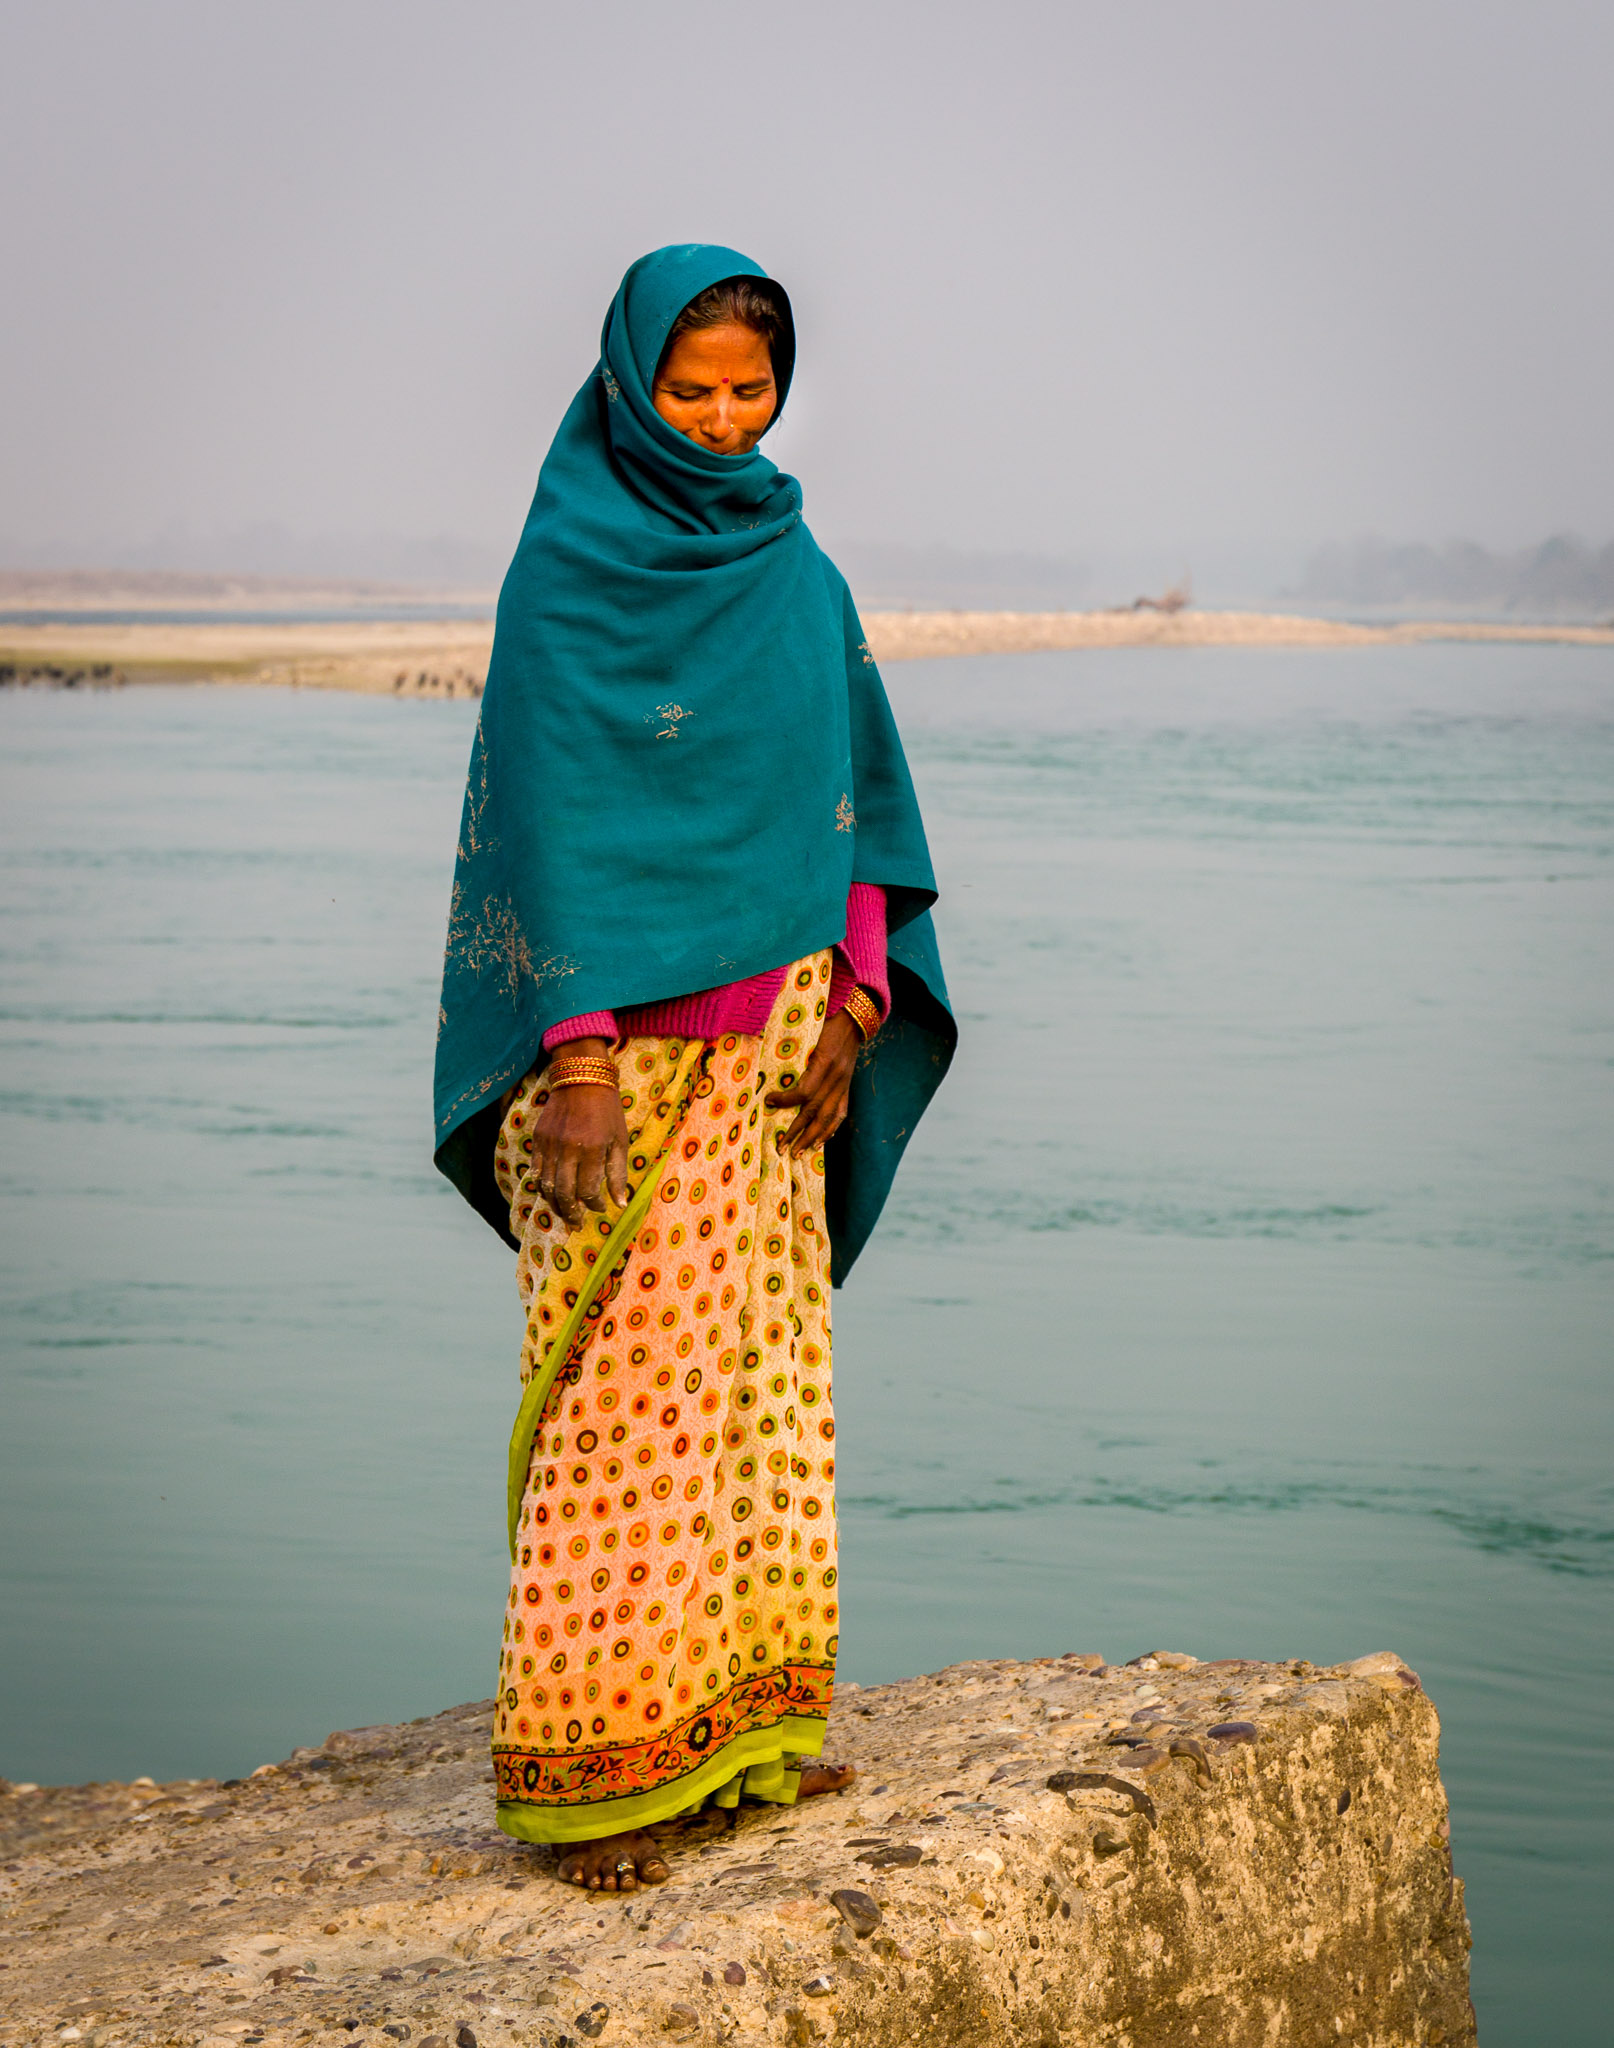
[656,275,795,400]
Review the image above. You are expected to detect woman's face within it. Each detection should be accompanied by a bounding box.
[651,321,777,455]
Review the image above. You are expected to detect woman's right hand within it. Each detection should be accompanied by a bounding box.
[533,1042,631,1226]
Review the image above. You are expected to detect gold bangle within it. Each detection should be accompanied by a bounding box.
[546,1055,620,1090]
[842,986,882,1043]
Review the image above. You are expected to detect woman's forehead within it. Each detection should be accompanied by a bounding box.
[658,324,773,379]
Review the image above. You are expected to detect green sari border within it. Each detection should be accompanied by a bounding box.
[493,1713,827,1844]
[505,1038,706,1558]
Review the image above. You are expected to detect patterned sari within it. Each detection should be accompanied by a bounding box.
[490,954,838,1842]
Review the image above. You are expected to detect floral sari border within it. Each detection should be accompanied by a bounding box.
[493,1662,833,1828]
[494,1711,827,1844]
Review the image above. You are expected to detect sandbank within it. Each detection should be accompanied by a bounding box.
[2,607,1610,702]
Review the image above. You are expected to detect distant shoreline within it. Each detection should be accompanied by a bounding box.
[0,568,499,615]
[867,609,1614,659]
[2,606,1611,698]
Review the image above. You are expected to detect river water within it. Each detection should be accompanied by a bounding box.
[2,648,1610,2040]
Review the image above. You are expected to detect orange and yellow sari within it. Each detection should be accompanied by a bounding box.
[490,954,838,1842]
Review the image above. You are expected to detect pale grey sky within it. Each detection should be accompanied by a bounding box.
[2,0,1610,593]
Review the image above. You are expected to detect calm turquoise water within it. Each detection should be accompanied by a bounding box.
[2,651,1610,2040]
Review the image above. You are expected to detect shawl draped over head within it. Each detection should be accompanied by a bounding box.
[433,242,954,1281]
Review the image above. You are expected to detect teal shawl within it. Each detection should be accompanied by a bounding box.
[433,242,954,1280]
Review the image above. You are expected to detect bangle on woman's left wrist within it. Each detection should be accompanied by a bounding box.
[842,985,882,1043]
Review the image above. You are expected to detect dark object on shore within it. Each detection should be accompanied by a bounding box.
[392,668,483,698]
[1128,579,1191,613]
[0,661,124,689]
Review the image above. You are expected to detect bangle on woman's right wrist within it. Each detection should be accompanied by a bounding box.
[546,1053,620,1090]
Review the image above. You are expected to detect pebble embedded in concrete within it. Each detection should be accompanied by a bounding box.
[830,1888,884,1936]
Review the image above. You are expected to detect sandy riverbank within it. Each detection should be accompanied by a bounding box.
[0,619,497,696]
[2,607,1611,700]
[867,607,1614,659]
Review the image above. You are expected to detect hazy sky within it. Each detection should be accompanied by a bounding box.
[2,0,1610,589]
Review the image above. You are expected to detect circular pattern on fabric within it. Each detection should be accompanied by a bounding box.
[490,953,839,1814]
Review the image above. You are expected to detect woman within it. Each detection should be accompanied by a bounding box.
[434,244,954,1891]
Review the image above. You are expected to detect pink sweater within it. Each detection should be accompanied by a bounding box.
[542,882,889,1052]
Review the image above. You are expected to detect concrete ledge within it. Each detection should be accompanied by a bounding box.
[0,1650,1473,2047]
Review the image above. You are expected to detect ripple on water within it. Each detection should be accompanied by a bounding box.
[843,1473,1614,1578]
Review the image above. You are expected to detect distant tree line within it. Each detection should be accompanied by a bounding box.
[1296,535,1614,617]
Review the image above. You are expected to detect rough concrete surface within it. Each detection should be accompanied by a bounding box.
[0,1651,1473,2048]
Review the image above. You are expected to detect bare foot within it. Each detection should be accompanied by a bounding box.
[798,1763,856,1799]
[555,1830,671,1891]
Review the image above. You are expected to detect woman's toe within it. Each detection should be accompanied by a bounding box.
[554,1832,669,1889]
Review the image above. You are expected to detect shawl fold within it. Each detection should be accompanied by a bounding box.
[434,244,953,1279]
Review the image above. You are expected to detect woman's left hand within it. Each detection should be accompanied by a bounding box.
[765,1011,861,1156]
